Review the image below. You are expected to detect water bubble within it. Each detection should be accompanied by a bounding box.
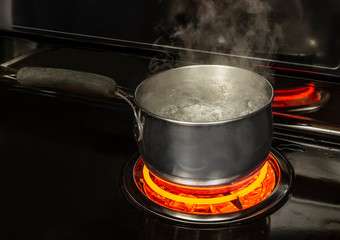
[139,79,269,122]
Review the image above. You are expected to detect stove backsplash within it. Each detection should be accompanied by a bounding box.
[0,0,339,69]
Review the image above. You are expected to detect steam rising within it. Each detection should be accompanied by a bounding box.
[168,0,282,72]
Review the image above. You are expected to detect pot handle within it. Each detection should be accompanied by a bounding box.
[16,67,144,141]
[114,90,144,142]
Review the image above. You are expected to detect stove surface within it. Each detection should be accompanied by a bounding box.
[2,94,339,239]
[1,35,340,239]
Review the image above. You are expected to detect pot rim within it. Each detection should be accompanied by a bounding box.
[135,65,274,126]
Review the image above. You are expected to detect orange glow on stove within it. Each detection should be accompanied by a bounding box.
[252,64,318,74]
[134,154,279,215]
[272,85,320,108]
[273,112,312,121]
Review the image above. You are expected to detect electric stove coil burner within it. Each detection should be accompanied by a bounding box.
[134,157,277,215]
[122,149,293,226]
[273,85,320,108]
[272,84,329,112]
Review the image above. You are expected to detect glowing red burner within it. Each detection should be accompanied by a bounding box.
[272,85,320,108]
[134,154,279,215]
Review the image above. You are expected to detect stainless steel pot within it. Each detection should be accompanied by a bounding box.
[16,65,274,187]
[134,65,273,186]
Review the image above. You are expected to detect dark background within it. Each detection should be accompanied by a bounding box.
[0,0,339,68]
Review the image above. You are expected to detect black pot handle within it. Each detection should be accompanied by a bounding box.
[17,67,118,98]
[16,67,144,141]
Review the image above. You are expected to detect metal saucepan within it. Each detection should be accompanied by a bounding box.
[16,65,274,186]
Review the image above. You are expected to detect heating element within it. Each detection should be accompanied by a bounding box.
[122,149,293,226]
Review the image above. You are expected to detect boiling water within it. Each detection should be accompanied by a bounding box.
[139,79,269,122]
